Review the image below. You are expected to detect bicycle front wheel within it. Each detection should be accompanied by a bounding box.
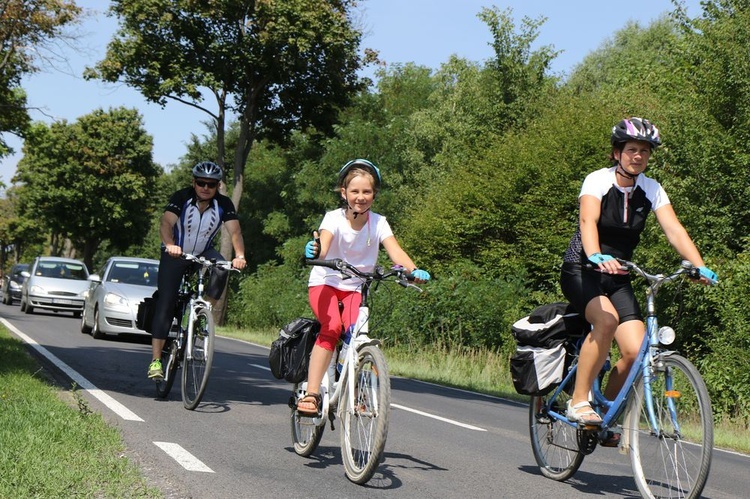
[339,344,391,485]
[625,354,713,499]
[529,389,585,481]
[181,307,215,410]
[155,339,179,398]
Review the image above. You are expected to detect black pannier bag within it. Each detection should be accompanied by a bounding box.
[136,291,158,333]
[509,302,588,396]
[269,317,321,383]
[510,302,587,348]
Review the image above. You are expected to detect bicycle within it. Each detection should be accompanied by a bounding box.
[289,258,422,484]
[529,259,715,498]
[155,253,238,410]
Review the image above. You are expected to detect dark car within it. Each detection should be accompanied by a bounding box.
[2,263,30,305]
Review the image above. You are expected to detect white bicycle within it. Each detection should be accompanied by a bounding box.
[155,253,238,409]
[290,258,422,484]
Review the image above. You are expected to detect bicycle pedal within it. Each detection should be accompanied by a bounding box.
[580,423,601,431]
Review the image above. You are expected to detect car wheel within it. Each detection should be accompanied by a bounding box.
[2,294,7,305]
[91,309,105,339]
[80,310,92,334]
[24,300,34,314]
[19,297,25,312]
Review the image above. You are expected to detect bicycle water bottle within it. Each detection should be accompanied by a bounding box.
[336,325,353,374]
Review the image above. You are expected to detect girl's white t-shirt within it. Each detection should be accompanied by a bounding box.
[308,208,394,291]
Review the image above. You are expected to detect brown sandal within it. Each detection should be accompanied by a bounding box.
[297,392,322,416]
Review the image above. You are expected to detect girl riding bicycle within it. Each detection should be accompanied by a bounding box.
[297,159,430,415]
[560,117,717,430]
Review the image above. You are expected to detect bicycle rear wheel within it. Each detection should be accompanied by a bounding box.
[339,344,390,484]
[290,385,326,457]
[625,354,713,499]
[529,389,585,481]
[155,338,179,398]
[181,307,215,410]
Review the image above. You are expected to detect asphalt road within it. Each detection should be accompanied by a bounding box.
[1,303,748,498]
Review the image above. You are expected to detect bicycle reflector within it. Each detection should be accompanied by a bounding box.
[658,326,676,345]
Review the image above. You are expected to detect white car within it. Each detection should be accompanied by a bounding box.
[81,257,160,339]
[21,256,90,317]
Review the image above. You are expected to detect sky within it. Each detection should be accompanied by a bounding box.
[0,0,703,187]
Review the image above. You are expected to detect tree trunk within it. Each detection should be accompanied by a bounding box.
[213,109,254,325]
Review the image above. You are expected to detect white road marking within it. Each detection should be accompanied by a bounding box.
[154,442,214,472]
[1,318,144,422]
[392,403,486,431]
[250,362,487,431]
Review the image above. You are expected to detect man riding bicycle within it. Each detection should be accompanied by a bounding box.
[147,161,247,379]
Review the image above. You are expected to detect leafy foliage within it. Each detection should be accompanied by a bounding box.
[0,0,81,157]
[14,108,160,269]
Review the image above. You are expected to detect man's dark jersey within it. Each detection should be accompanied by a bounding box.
[163,187,239,255]
[563,167,670,264]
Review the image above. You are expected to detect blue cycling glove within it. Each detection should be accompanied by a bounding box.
[411,269,430,281]
[588,253,615,265]
[698,266,718,283]
[304,240,318,259]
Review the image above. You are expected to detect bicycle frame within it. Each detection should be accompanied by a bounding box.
[301,291,380,427]
[182,265,212,363]
[544,261,695,433]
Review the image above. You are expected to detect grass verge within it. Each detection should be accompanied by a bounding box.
[220,325,750,455]
[0,325,160,498]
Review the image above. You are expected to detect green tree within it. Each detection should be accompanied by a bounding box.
[85,0,365,235]
[0,0,81,158]
[15,107,160,270]
[86,0,366,320]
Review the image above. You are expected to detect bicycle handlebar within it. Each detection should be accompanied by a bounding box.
[305,258,420,289]
[616,258,718,289]
[181,252,240,272]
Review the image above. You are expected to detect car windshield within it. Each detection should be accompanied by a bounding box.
[11,266,28,280]
[107,262,158,286]
[36,262,87,280]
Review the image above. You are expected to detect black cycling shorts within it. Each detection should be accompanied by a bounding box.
[560,262,642,324]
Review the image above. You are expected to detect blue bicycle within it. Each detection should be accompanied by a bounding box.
[529,259,714,499]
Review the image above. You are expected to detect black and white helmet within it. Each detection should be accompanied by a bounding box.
[192,161,223,180]
[611,117,661,148]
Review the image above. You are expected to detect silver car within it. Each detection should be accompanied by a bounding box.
[20,256,90,316]
[81,257,160,339]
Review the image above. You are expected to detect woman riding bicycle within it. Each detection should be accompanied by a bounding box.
[559,117,717,430]
[297,159,430,415]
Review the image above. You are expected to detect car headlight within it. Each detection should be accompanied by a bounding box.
[658,326,676,346]
[30,285,45,295]
[9,281,21,290]
[103,292,130,311]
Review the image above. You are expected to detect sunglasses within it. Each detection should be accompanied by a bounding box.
[195,180,218,188]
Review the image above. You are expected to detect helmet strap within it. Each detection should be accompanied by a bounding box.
[615,162,638,180]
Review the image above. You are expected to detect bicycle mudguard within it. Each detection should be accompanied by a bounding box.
[353,335,380,348]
